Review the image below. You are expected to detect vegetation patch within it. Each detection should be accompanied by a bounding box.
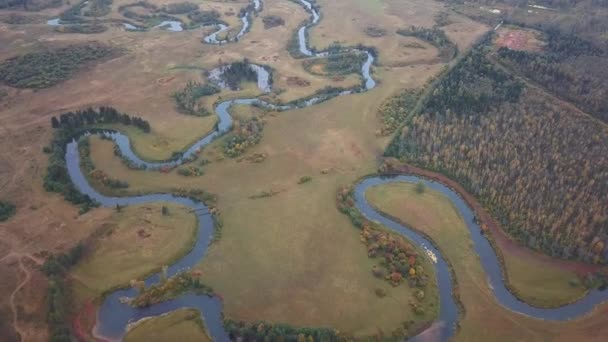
[130,271,213,308]
[262,15,284,29]
[397,26,458,62]
[249,189,281,199]
[297,176,312,184]
[187,10,221,25]
[177,166,204,177]
[364,26,386,38]
[0,201,16,221]
[223,117,264,157]
[376,89,420,136]
[212,60,260,91]
[82,0,113,17]
[173,81,219,116]
[303,52,366,76]
[54,24,108,34]
[41,243,86,342]
[0,43,117,89]
[161,2,198,15]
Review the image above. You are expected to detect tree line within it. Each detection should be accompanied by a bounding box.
[50,106,151,132]
[497,28,608,123]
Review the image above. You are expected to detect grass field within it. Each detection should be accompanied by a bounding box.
[124,308,210,342]
[71,203,197,304]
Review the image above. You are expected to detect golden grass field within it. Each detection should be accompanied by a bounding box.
[124,308,211,342]
[1,0,607,341]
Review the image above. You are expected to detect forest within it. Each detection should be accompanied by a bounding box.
[496,29,608,123]
[396,26,458,62]
[0,43,116,89]
[387,48,608,263]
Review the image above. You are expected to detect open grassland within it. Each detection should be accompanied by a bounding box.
[365,182,608,341]
[84,62,442,336]
[71,203,197,304]
[96,115,217,161]
[366,182,587,307]
[124,308,211,342]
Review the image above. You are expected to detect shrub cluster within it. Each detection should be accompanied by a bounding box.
[130,271,213,307]
[223,117,264,157]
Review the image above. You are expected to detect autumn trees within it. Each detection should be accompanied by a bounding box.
[387,47,608,263]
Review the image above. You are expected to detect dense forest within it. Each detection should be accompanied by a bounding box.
[387,48,608,263]
[0,43,116,89]
[496,29,608,123]
[397,26,458,62]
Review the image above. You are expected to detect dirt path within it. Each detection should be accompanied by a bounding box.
[7,253,44,342]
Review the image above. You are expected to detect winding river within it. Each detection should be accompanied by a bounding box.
[58,0,608,341]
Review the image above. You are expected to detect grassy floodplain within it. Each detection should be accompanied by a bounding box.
[124,308,211,342]
[71,203,198,304]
